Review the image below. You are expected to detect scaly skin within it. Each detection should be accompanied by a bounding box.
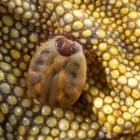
[0,0,140,139]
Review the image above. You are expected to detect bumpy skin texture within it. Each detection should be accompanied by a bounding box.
[0,0,140,140]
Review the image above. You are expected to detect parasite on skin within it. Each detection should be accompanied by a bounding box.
[27,36,87,108]
[0,0,140,139]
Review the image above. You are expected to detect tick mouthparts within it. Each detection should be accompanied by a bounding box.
[56,37,79,57]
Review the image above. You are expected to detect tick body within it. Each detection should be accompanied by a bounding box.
[27,36,87,108]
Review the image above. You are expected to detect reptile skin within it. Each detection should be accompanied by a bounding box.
[0,0,140,139]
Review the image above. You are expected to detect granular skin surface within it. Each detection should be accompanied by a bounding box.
[0,0,140,140]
